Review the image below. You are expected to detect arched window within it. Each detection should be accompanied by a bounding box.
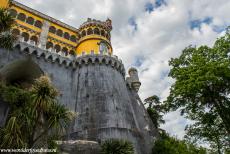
[64,32,70,40]
[9,9,17,18]
[94,28,100,35]
[49,26,56,33]
[101,30,105,37]
[46,42,53,49]
[56,29,63,37]
[69,50,75,56]
[81,30,86,37]
[17,13,26,22]
[12,29,20,37]
[21,32,29,42]
[30,36,38,45]
[70,35,76,42]
[35,20,42,28]
[62,47,68,56]
[54,44,61,53]
[99,41,108,55]
[87,28,93,35]
[26,17,34,25]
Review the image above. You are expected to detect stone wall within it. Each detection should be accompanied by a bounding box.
[0,42,158,154]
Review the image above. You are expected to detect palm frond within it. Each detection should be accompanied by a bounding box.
[0,8,15,33]
[30,75,59,113]
[0,32,17,50]
[101,139,134,154]
[47,102,76,135]
[0,117,26,148]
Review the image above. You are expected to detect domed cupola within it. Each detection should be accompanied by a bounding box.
[76,18,113,56]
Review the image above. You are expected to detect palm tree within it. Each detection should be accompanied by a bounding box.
[0,8,16,50]
[0,8,14,32]
[0,76,76,148]
[29,76,75,148]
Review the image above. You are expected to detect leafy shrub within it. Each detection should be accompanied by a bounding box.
[152,132,207,154]
[101,139,134,154]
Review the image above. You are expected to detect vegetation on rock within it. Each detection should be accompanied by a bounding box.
[100,139,134,154]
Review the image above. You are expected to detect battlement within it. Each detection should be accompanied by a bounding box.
[80,18,112,32]
[13,41,125,77]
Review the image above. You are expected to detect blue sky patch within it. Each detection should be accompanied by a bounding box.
[145,2,154,13]
[189,17,213,30]
[133,55,145,67]
[155,0,167,8]
[212,25,226,33]
[145,0,167,13]
[128,17,138,31]
[160,70,169,80]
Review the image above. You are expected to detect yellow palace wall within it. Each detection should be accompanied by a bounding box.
[0,0,9,8]
[77,37,112,55]
[0,0,113,56]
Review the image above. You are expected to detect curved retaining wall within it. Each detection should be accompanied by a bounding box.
[0,42,157,154]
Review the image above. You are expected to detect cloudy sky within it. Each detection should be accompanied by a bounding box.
[15,0,230,139]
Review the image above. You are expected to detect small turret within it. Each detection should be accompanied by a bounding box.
[76,18,113,56]
[127,67,141,92]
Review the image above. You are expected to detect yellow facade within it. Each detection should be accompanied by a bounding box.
[0,0,9,8]
[77,35,112,55]
[0,0,113,57]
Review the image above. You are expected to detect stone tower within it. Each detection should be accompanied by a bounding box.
[0,1,158,153]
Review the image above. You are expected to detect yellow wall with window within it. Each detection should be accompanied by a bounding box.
[48,23,78,46]
[10,6,43,33]
[1,0,113,56]
[76,38,112,55]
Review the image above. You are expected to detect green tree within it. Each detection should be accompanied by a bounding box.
[101,139,134,154]
[184,111,229,154]
[152,132,207,154]
[0,7,16,50]
[144,95,165,128]
[0,76,75,148]
[165,28,230,152]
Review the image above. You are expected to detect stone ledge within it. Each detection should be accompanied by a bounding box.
[56,140,100,154]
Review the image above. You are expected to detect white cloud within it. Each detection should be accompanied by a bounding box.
[15,0,230,139]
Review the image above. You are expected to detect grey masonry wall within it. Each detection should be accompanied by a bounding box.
[0,42,158,154]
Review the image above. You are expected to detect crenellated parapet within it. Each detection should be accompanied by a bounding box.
[13,42,125,77]
[80,18,112,32]
[75,55,125,76]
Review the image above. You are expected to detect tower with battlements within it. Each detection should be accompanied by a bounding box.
[0,1,158,153]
